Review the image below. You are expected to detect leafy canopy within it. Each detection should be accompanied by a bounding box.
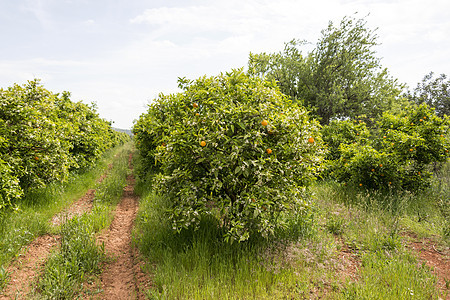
[248,15,403,124]
[134,69,326,242]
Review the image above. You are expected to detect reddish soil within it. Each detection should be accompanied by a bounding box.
[406,234,449,295]
[51,188,96,226]
[336,243,361,282]
[0,235,60,299]
[95,155,151,299]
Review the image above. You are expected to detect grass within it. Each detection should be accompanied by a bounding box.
[134,160,450,299]
[36,143,131,299]
[37,215,106,299]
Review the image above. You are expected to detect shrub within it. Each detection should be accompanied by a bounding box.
[134,69,326,241]
[325,104,450,191]
[0,80,126,209]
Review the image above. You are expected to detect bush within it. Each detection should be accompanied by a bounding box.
[0,79,126,210]
[325,104,450,191]
[134,69,326,241]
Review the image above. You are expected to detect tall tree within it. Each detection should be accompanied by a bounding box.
[405,72,450,117]
[248,16,403,124]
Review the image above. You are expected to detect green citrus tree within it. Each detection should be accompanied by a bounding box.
[0,79,127,210]
[325,104,450,191]
[134,69,326,241]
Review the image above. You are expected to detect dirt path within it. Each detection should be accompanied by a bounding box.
[0,167,110,299]
[95,155,150,299]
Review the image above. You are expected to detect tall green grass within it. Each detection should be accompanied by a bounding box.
[134,160,449,299]
[134,181,320,299]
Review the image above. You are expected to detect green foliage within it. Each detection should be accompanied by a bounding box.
[405,72,450,118]
[321,119,370,161]
[248,15,403,125]
[0,79,128,210]
[325,104,450,191]
[134,69,325,242]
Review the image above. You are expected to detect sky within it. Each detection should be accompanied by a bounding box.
[1,0,449,129]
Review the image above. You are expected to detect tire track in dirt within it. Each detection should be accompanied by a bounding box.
[0,166,111,299]
[96,154,150,299]
[0,235,59,299]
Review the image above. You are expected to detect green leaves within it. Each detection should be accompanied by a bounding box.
[325,104,450,191]
[248,16,403,125]
[0,80,128,210]
[134,69,326,242]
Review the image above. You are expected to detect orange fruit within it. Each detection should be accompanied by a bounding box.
[423,116,426,119]
[371,169,375,172]
[266,148,272,154]
[308,137,315,144]
[409,148,413,152]
[195,113,200,116]
[379,164,383,167]
[389,182,392,185]
[359,183,363,187]
[200,140,206,147]
[261,120,268,126]
[193,103,198,108]
[383,136,386,139]
[34,156,39,160]
[419,119,423,122]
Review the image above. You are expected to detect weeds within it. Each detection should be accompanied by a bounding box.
[38,216,105,299]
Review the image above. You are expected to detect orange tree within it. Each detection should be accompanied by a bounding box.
[0,80,126,209]
[324,104,450,190]
[55,92,126,169]
[134,69,326,242]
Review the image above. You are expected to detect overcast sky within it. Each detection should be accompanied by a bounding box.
[1,0,449,129]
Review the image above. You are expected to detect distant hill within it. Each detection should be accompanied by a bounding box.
[113,127,132,136]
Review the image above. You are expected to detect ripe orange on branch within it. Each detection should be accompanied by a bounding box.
[261,120,268,126]
[266,148,272,154]
[200,140,206,147]
[308,137,315,144]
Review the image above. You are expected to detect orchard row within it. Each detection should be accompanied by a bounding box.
[0,80,129,210]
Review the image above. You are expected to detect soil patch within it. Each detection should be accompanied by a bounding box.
[408,236,449,294]
[0,235,59,299]
[95,155,151,299]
